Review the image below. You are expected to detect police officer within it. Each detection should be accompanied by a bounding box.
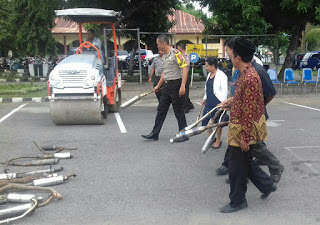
[148,50,164,102]
[142,34,188,141]
[177,43,194,113]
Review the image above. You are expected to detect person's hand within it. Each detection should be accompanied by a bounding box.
[240,139,250,151]
[154,85,160,92]
[219,99,231,110]
[179,85,186,97]
[201,99,206,106]
[148,77,152,84]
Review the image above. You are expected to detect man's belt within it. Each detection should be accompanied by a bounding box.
[164,78,182,83]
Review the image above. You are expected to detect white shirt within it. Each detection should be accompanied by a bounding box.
[254,56,263,66]
[203,68,228,102]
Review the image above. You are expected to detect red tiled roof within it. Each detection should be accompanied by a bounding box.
[52,18,86,34]
[52,10,204,34]
[168,10,204,34]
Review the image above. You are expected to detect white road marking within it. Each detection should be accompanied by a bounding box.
[284,146,320,174]
[266,121,281,127]
[114,112,127,133]
[0,103,27,124]
[283,102,320,112]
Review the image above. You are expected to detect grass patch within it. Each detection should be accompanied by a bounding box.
[0,84,48,98]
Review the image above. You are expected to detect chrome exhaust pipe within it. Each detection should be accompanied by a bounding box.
[201,128,217,154]
[0,167,63,180]
[0,198,37,223]
[6,193,43,203]
[120,90,155,109]
[170,126,207,143]
[184,106,221,131]
[53,152,72,159]
[201,110,226,154]
[32,175,66,187]
[32,174,75,187]
[9,159,59,166]
[0,203,33,219]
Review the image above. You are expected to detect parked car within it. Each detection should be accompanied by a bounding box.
[117,50,129,61]
[126,49,155,69]
[294,53,305,70]
[300,51,320,70]
[117,50,129,69]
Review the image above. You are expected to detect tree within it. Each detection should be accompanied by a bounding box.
[195,0,320,80]
[0,0,15,56]
[304,26,320,51]
[10,0,64,57]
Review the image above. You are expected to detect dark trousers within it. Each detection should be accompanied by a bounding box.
[183,74,194,110]
[228,145,274,207]
[152,79,187,135]
[222,141,282,175]
[153,76,162,102]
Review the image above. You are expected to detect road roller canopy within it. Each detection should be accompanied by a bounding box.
[55,8,120,23]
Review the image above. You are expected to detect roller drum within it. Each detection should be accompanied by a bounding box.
[50,99,105,125]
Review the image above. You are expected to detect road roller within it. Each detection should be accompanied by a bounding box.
[48,8,122,125]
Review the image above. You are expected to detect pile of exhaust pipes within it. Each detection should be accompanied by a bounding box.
[0,141,76,224]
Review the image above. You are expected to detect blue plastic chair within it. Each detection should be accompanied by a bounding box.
[317,68,320,93]
[302,68,316,93]
[284,68,299,93]
[267,69,282,94]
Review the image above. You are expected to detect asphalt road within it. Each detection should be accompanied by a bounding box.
[0,92,320,225]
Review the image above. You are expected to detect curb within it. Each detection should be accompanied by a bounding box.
[0,97,49,103]
[0,79,47,82]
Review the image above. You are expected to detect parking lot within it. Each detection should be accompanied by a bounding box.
[0,87,320,225]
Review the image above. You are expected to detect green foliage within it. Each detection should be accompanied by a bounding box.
[305,26,320,51]
[0,0,15,56]
[11,0,63,57]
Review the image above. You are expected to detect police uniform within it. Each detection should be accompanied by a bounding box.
[182,52,194,112]
[150,55,164,101]
[151,48,188,135]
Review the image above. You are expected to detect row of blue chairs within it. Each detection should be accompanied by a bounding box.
[267,68,320,94]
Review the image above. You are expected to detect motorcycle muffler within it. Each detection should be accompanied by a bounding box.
[170,126,207,143]
[0,193,43,203]
[32,175,74,187]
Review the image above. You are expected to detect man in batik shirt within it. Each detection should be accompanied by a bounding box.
[219,38,277,213]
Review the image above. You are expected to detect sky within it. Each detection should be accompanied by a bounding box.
[191,1,212,17]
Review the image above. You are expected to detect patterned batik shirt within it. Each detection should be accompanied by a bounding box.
[227,64,267,150]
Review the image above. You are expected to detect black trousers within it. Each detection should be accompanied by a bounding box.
[153,76,162,102]
[228,145,274,207]
[222,141,282,175]
[183,74,194,110]
[152,79,187,135]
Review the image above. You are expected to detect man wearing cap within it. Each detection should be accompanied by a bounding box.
[141,34,188,141]
[219,38,277,213]
[216,37,284,183]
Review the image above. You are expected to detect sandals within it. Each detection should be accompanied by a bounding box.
[212,141,222,149]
